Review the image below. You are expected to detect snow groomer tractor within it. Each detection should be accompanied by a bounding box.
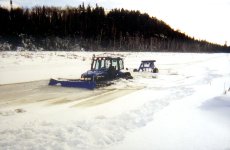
[49,55,133,89]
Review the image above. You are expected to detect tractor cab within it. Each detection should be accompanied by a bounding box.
[81,56,131,81]
[91,57,124,71]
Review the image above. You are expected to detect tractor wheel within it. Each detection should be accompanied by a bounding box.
[122,72,133,79]
[133,69,138,72]
[152,68,159,73]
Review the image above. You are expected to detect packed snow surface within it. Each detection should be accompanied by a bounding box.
[0,51,230,150]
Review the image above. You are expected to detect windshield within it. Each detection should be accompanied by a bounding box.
[91,58,123,70]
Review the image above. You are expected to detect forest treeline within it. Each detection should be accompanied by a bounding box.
[0,4,229,52]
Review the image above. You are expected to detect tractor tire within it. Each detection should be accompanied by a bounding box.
[133,69,138,72]
[122,72,133,79]
[152,68,159,73]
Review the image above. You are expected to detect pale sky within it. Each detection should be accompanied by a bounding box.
[0,0,229,46]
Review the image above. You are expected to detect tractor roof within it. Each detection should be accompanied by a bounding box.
[93,56,122,60]
[141,60,156,62]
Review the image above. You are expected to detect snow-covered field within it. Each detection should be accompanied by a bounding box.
[0,51,230,150]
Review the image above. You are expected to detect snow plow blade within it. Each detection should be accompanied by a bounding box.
[49,78,97,90]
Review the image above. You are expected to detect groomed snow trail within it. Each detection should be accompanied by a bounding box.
[0,52,230,150]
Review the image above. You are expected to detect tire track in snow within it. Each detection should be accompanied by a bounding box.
[0,80,114,107]
[72,89,142,107]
